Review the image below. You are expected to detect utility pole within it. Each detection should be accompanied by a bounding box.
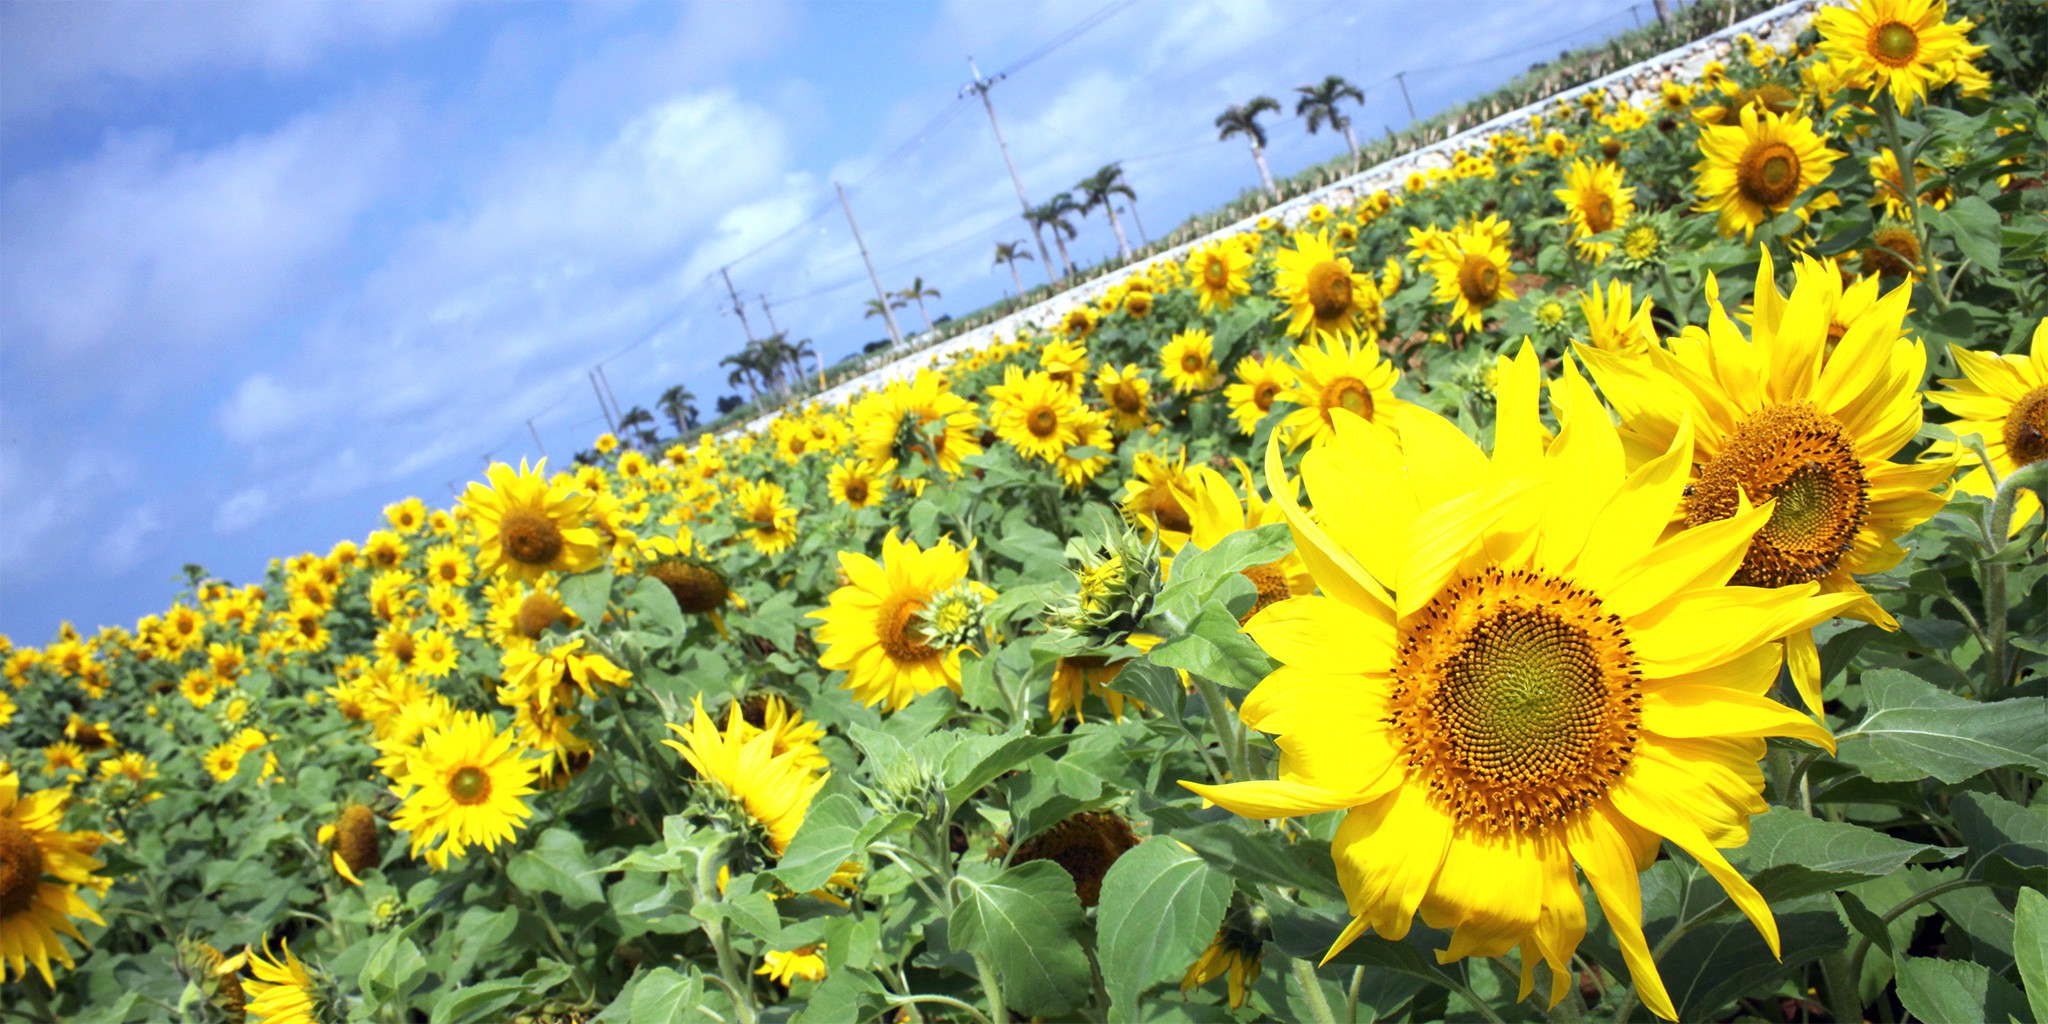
[718,266,755,342]
[963,57,1058,288]
[837,180,903,348]
[589,371,617,433]
[527,418,546,457]
[1394,72,1418,125]
[758,294,780,335]
[596,365,625,426]
[1121,204,1149,247]
[1652,0,1672,29]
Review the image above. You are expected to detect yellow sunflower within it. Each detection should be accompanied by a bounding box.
[757,945,828,987]
[1160,329,1219,395]
[1928,317,2048,533]
[1693,105,1841,239]
[1814,0,1971,112]
[1048,655,1144,723]
[1121,450,1199,549]
[811,532,985,711]
[388,711,541,862]
[1181,460,1314,618]
[1419,219,1517,331]
[1040,338,1091,387]
[462,459,604,583]
[1578,249,1955,713]
[501,637,629,704]
[1868,148,1949,219]
[734,480,798,556]
[1580,279,1658,357]
[1272,229,1381,342]
[852,370,984,478]
[1055,409,1117,491]
[1554,159,1634,263]
[1184,349,1855,1021]
[1224,355,1298,437]
[1182,919,1264,1010]
[988,367,1086,463]
[664,698,829,856]
[828,460,884,510]
[317,804,380,886]
[1277,335,1404,449]
[233,938,325,1024]
[0,768,109,986]
[1094,363,1154,435]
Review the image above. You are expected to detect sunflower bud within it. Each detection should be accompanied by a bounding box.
[916,582,992,652]
[1048,516,1161,647]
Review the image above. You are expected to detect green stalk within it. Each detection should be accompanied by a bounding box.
[1291,957,1339,1024]
[1190,672,1250,782]
[692,839,758,1024]
[972,952,1009,1024]
[1819,951,1862,1024]
[1876,95,1947,312]
[1981,460,2048,695]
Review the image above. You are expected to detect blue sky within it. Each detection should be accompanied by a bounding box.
[0,0,1650,642]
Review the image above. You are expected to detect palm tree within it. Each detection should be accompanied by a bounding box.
[784,334,826,390]
[992,240,1033,297]
[659,384,698,434]
[1028,194,1082,278]
[719,350,761,403]
[897,277,941,332]
[1216,96,1282,199]
[1075,163,1138,261]
[1295,75,1366,166]
[617,405,658,449]
[750,334,794,395]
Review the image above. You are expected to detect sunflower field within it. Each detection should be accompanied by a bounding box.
[5,2,2048,1022]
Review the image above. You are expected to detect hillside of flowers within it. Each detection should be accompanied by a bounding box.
[5,2,2046,1022]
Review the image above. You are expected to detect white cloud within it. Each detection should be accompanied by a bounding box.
[0,445,139,576]
[96,505,163,572]
[0,0,458,122]
[213,487,275,536]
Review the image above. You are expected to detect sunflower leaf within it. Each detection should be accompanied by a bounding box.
[1147,602,1272,691]
[1096,837,1233,1014]
[1894,955,2031,1024]
[948,859,1092,1017]
[1952,791,2048,890]
[1833,669,2048,784]
[507,827,605,909]
[774,792,869,893]
[1731,808,1960,902]
[559,568,615,632]
[942,731,1071,808]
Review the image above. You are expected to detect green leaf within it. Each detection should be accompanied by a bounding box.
[1954,791,2048,889]
[1835,669,2048,783]
[428,978,530,1024]
[359,933,428,1011]
[625,574,686,641]
[693,888,781,942]
[1149,807,1343,901]
[775,792,869,892]
[2016,888,2048,1024]
[949,860,1093,1017]
[1895,956,2032,1024]
[1664,895,1847,1021]
[1096,838,1234,1014]
[942,731,1071,807]
[628,967,706,1023]
[559,569,614,631]
[506,827,604,909]
[1731,807,1958,902]
[1265,900,1461,990]
[791,966,888,1023]
[1152,524,1292,628]
[1147,603,1272,690]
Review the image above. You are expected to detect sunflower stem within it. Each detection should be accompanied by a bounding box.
[1876,95,1946,312]
[1819,951,1862,1024]
[1190,672,1250,782]
[693,840,759,1024]
[1288,957,1339,1024]
[1982,460,2048,695]
[972,951,1009,1024]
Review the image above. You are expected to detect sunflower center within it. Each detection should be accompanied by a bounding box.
[1112,384,1143,414]
[1685,402,1869,588]
[1252,381,1280,412]
[877,594,939,663]
[1392,567,1640,833]
[448,765,493,805]
[1739,142,1802,206]
[1306,261,1354,320]
[501,510,566,567]
[1181,352,1207,374]
[389,633,416,663]
[649,560,729,615]
[1240,563,1292,620]
[515,592,568,638]
[1147,488,1193,534]
[0,817,45,916]
[1457,254,1502,305]
[1027,406,1060,438]
[335,805,380,875]
[1203,258,1229,288]
[1586,195,1616,233]
[2004,386,2048,467]
[1872,22,1919,65]
[1321,376,1374,423]
[845,477,872,504]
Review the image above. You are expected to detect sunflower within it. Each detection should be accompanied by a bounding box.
[1183,900,1267,1010]
[733,693,829,774]
[1093,363,1153,435]
[1121,449,1199,548]
[501,637,629,704]
[828,460,884,510]
[1048,655,1143,722]
[1040,338,1091,387]
[462,460,603,583]
[1277,335,1404,449]
[1578,249,1955,713]
[1869,148,1948,219]
[233,938,326,1024]
[734,480,799,556]
[1183,350,1855,1020]
[317,804,380,885]
[411,629,458,680]
[1580,279,1658,356]
[42,743,86,780]
[1420,219,1517,332]
[1272,229,1381,342]
[665,698,829,856]
[385,496,427,534]
[1927,317,2048,533]
[1814,0,1971,112]
[1,767,109,985]
[1554,159,1634,263]
[389,711,541,862]
[1693,105,1840,239]
[423,544,469,589]
[1179,237,1253,313]
[988,367,1086,463]
[1055,409,1117,490]
[1224,355,1298,437]
[852,370,983,478]
[757,945,828,987]
[1160,329,1219,394]
[1181,461,1314,619]
[362,530,409,571]
[810,532,982,711]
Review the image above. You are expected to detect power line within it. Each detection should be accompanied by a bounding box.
[993,0,1142,79]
